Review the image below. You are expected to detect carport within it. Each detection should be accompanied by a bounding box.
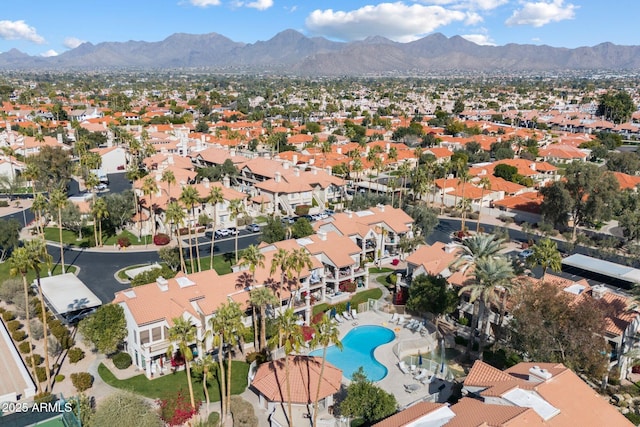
[37,273,102,320]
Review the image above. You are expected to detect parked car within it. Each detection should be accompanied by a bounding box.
[227,227,239,235]
[247,223,260,232]
[281,216,295,224]
[214,228,230,238]
[94,183,107,191]
[64,307,97,325]
[324,209,335,216]
[518,248,534,259]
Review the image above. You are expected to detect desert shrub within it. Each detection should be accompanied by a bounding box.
[498,214,514,224]
[36,366,50,383]
[27,353,43,366]
[34,392,54,404]
[30,319,44,340]
[294,205,310,216]
[207,412,220,427]
[71,372,94,392]
[48,320,74,349]
[2,310,16,321]
[458,317,469,326]
[48,336,62,357]
[158,389,201,426]
[245,350,269,365]
[112,352,132,370]
[117,236,131,247]
[153,233,170,246]
[68,347,85,363]
[0,200,9,207]
[55,374,65,383]
[229,396,258,427]
[6,319,22,332]
[18,341,32,354]
[12,330,26,341]
[131,265,176,287]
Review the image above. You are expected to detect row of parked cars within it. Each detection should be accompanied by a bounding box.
[283,210,335,224]
[205,223,261,239]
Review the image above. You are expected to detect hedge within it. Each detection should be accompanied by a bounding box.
[12,330,26,342]
[2,311,15,321]
[18,341,32,354]
[112,352,132,370]
[153,233,170,246]
[68,347,85,364]
[6,320,22,332]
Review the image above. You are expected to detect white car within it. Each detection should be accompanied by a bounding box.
[214,228,230,238]
[518,248,534,259]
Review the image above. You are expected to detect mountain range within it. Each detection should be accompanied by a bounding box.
[2,30,640,75]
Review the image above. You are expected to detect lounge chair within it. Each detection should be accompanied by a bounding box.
[334,313,345,323]
[342,311,352,320]
[397,316,407,326]
[414,369,428,382]
[391,313,399,323]
[405,319,417,329]
[404,383,421,393]
[410,364,417,373]
[398,361,410,374]
[351,309,358,319]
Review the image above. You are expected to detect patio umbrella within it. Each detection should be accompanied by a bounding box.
[330,307,336,318]
[418,351,423,367]
[346,301,351,313]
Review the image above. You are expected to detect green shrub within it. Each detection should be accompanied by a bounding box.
[0,200,9,207]
[454,335,468,346]
[458,317,469,326]
[34,392,53,404]
[112,352,132,370]
[68,347,85,363]
[55,374,65,383]
[207,412,220,427]
[2,310,15,321]
[117,236,131,247]
[387,274,397,286]
[229,396,258,427]
[12,330,26,341]
[27,353,43,366]
[36,366,50,383]
[18,341,32,354]
[294,205,310,216]
[6,319,22,332]
[71,372,94,392]
[245,350,268,365]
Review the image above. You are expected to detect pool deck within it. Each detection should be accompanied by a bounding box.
[305,309,453,409]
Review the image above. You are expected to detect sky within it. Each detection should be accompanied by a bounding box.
[1,0,638,57]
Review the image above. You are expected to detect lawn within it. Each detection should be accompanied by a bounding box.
[43,227,150,248]
[98,361,249,401]
[0,261,76,286]
[368,267,394,274]
[312,288,383,316]
[185,253,233,275]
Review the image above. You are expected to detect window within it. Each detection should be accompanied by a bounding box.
[152,327,162,342]
[140,330,150,345]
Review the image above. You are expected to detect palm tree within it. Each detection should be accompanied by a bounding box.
[161,169,176,201]
[195,354,217,416]
[180,185,201,273]
[398,161,411,207]
[458,168,470,231]
[228,198,245,263]
[268,308,304,426]
[249,286,278,351]
[528,237,562,276]
[91,197,109,247]
[9,247,40,393]
[451,233,505,273]
[288,247,313,309]
[209,310,227,421]
[476,177,491,233]
[217,301,245,418]
[459,256,514,355]
[270,248,292,301]
[31,193,48,238]
[167,317,197,410]
[239,244,265,286]
[85,172,99,198]
[142,176,158,238]
[24,239,53,391]
[165,201,187,273]
[440,160,452,214]
[311,314,342,426]
[206,186,224,271]
[49,189,67,274]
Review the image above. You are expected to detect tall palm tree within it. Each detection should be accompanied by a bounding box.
[24,239,53,391]
[167,317,197,410]
[458,256,514,356]
[180,185,201,273]
[218,301,245,418]
[209,309,227,421]
[458,168,470,231]
[451,233,505,273]
[195,354,216,416]
[165,201,187,273]
[49,189,67,274]
[31,193,48,238]
[528,237,562,276]
[228,198,245,263]
[440,160,452,214]
[206,186,224,270]
[84,172,99,199]
[288,247,313,309]
[476,177,491,233]
[161,169,176,201]
[141,176,158,238]
[9,247,40,393]
[239,244,265,286]
[249,287,278,351]
[270,248,292,301]
[91,197,109,247]
[268,308,304,426]
[311,314,342,426]
[398,161,411,207]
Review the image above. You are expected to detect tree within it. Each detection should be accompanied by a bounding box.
[161,169,176,200]
[451,233,505,272]
[288,247,313,308]
[290,217,313,239]
[158,246,182,272]
[61,202,85,240]
[31,193,48,237]
[0,218,21,263]
[9,247,40,393]
[104,191,135,233]
[493,163,518,182]
[91,197,109,247]
[78,304,127,354]
[92,390,163,427]
[249,286,278,351]
[527,237,562,275]
[142,176,159,237]
[596,91,636,124]
[268,308,304,425]
[167,316,197,410]
[206,186,224,270]
[260,216,286,244]
[508,281,608,380]
[338,367,397,424]
[476,177,491,232]
[165,201,187,273]
[26,146,74,192]
[228,198,245,263]
[50,188,68,274]
[216,301,245,418]
[192,354,216,416]
[311,314,343,427]
[239,244,265,286]
[406,274,457,337]
[180,185,201,273]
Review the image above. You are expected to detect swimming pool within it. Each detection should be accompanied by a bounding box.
[309,325,395,381]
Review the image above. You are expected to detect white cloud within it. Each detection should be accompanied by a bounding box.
[466,0,509,10]
[464,11,484,25]
[245,0,273,10]
[505,0,577,27]
[416,0,508,10]
[63,37,85,49]
[306,2,467,42]
[188,0,221,7]
[40,49,58,57]
[0,20,45,44]
[461,34,496,45]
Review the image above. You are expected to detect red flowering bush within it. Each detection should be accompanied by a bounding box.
[117,236,131,247]
[301,325,315,341]
[158,389,201,426]
[170,351,185,368]
[153,233,170,246]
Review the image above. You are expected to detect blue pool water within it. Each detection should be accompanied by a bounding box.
[309,325,395,381]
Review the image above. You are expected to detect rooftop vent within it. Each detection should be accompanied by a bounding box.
[529,366,553,382]
[156,276,169,292]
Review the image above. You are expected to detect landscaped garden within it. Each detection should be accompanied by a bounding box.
[43,227,150,248]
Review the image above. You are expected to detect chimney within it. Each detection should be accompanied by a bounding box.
[444,243,456,254]
[292,154,298,165]
[312,168,318,175]
[275,172,281,183]
[204,179,210,188]
[168,154,174,164]
[57,133,63,144]
[336,147,342,155]
[386,143,390,153]
[294,168,300,177]
[156,276,169,292]
[377,204,385,212]
[318,230,327,241]
[155,171,162,181]
[528,366,552,382]
[222,175,230,188]
[283,162,289,170]
[230,149,236,157]
[345,209,352,219]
